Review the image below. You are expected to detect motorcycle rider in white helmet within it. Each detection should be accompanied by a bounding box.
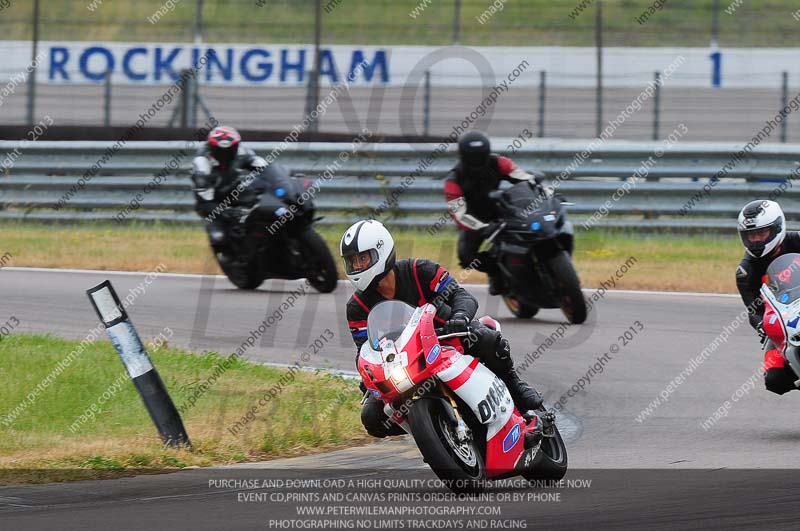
[340,219,543,438]
[736,199,800,394]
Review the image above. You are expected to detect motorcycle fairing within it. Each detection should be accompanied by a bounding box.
[433,353,530,476]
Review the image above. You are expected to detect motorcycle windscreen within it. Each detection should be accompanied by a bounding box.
[502,181,539,210]
[255,163,298,200]
[367,301,416,349]
[765,253,800,304]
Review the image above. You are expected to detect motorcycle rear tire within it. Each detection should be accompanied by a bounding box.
[522,413,568,481]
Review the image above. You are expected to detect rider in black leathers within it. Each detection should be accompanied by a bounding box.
[444,130,550,295]
[191,126,267,265]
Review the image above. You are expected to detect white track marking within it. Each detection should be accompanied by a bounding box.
[2,266,739,298]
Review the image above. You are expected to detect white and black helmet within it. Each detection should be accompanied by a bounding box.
[737,200,786,258]
[340,220,396,292]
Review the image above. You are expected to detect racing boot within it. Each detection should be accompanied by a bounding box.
[483,333,543,413]
[501,368,543,414]
[487,273,506,296]
[477,328,543,413]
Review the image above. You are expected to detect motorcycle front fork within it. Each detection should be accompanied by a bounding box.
[440,385,471,444]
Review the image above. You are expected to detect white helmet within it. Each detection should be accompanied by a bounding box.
[340,220,396,292]
[737,200,786,258]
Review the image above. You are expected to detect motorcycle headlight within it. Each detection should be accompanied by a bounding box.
[389,366,412,392]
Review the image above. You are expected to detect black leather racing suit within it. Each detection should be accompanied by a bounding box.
[190,145,267,257]
[443,154,544,275]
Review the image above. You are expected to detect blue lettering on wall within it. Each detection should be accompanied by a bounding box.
[710,50,722,88]
[154,47,181,81]
[44,44,392,85]
[240,49,272,82]
[206,48,233,81]
[122,47,148,81]
[79,46,115,81]
[280,49,306,83]
[49,46,70,80]
[349,50,388,83]
[191,47,201,72]
[318,49,338,84]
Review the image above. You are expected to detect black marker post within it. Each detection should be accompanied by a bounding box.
[86,280,191,447]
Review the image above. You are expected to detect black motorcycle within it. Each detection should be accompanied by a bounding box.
[214,164,338,293]
[484,181,587,324]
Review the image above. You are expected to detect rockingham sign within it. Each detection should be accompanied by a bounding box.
[1,42,389,86]
[0,41,798,88]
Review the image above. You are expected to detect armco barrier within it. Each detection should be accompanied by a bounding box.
[1,140,800,230]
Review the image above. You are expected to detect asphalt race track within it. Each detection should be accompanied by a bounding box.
[3,267,800,530]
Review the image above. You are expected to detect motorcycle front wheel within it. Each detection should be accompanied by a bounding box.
[297,228,338,293]
[407,398,486,493]
[547,251,587,324]
[503,295,540,319]
[217,254,264,290]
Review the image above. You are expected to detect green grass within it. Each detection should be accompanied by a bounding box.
[0,219,743,293]
[0,333,367,482]
[0,0,796,47]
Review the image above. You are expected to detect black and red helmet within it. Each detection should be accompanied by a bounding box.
[206,126,241,166]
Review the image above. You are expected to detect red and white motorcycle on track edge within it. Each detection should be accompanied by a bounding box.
[357,301,568,492]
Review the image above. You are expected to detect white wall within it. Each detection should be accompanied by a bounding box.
[0,41,796,89]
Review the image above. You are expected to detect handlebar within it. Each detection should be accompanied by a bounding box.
[436,331,473,340]
[434,326,475,341]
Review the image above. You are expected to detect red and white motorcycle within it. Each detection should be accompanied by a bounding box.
[357,301,568,492]
[761,253,800,377]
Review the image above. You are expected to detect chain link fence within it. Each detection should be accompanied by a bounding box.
[0,0,798,141]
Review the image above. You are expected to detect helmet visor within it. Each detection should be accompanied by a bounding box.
[461,149,489,168]
[210,142,239,165]
[739,220,782,255]
[343,250,379,275]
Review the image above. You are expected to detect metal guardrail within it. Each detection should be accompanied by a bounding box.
[2,140,800,230]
